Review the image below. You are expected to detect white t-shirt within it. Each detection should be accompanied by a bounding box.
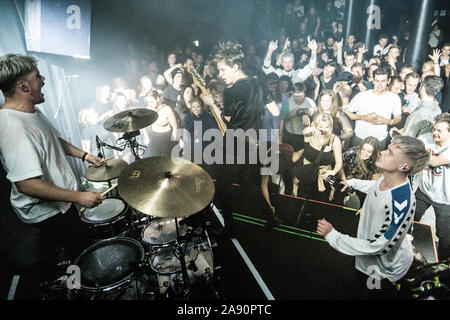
[417,133,450,205]
[284,96,316,135]
[326,177,415,282]
[0,108,78,223]
[347,90,402,141]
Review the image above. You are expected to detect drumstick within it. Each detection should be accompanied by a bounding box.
[79,184,118,213]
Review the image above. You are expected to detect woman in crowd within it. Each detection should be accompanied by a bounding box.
[175,85,196,126]
[182,97,219,159]
[291,113,343,201]
[388,76,405,95]
[143,89,179,158]
[315,90,353,150]
[137,75,153,105]
[341,136,381,181]
[339,136,381,206]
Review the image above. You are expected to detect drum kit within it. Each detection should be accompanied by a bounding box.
[68,108,221,300]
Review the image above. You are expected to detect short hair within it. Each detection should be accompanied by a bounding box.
[388,44,401,53]
[421,75,444,97]
[400,65,414,73]
[281,52,294,61]
[324,61,337,69]
[0,54,38,97]
[293,82,306,93]
[345,51,356,58]
[213,41,245,70]
[373,67,390,78]
[404,72,420,82]
[265,72,279,85]
[378,33,389,40]
[352,62,365,70]
[391,136,430,175]
[434,112,450,131]
[338,84,352,98]
[441,43,450,49]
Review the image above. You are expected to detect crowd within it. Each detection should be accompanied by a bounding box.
[76,0,450,261]
[1,0,449,300]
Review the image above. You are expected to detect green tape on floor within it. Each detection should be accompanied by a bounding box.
[231,214,327,243]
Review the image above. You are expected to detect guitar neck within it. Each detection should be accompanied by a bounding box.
[187,66,227,136]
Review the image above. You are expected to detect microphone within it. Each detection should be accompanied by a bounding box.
[95,135,103,158]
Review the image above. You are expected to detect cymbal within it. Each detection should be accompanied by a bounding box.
[85,158,129,182]
[118,156,215,218]
[103,108,158,133]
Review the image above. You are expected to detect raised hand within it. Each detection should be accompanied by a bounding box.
[307,36,318,52]
[336,38,344,50]
[358,44,368,55]
[283,37,291,51]
[428,49,442,64]
[268,40,278,53]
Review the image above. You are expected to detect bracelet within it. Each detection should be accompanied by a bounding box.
[82,152,90,162]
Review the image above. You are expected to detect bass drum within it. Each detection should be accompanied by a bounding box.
[73,237,145,293]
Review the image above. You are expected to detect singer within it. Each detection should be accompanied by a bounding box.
[316,136,430,294]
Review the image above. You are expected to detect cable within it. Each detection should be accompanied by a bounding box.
[14,0,31,40]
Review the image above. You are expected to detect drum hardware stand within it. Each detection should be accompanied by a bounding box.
[117,130,146,161]
[174,217,191,300]
[97,133,145,162]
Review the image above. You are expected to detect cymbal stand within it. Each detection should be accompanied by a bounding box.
[117,130,145,161]
[174,217,190,300]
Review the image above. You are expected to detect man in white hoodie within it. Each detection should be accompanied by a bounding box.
[317,136,429,287]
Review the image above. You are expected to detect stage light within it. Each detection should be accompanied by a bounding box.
[72,54,90,60]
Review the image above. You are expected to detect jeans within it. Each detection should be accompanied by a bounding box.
[414,188,450,261]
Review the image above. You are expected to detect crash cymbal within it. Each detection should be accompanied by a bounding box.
[103,108,158,133]
[118,156,215,218]
[85,158,129,182]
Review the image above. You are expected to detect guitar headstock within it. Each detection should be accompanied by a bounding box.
[187,66,206,88]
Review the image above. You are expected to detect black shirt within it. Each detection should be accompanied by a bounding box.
[162,85,181,109]
[222,77,273,131]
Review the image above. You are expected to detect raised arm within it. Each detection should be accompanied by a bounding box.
[262,40,278,74]
[59,138,104,166]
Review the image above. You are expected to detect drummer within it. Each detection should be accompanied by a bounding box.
[0,54,105,294]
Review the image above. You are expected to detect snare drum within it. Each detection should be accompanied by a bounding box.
[73,237,145,292]
[81,197,129,240]
[141,218,189,248]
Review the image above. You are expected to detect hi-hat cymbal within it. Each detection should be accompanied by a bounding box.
[118,157,215,218]
[85,158,129,182]
[103,108,158,133]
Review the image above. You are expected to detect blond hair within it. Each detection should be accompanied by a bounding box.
[391,136,430,175]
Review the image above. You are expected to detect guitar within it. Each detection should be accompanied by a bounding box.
[186,65,227,136]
